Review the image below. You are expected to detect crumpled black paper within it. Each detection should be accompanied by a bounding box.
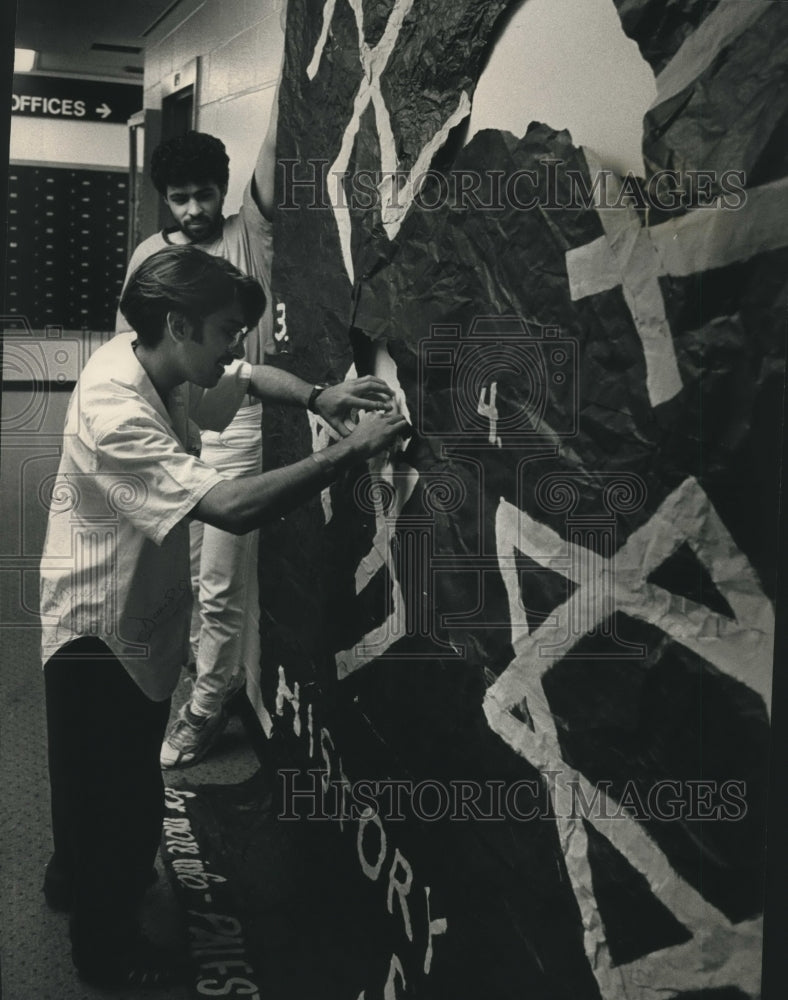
[261,1,783,997]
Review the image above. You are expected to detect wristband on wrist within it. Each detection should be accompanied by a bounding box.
[307,383,330,413]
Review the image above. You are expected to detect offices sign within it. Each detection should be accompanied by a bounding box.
[11,75,142,124]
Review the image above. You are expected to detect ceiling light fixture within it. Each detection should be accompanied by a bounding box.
[14,48,37,73]
[91,42,144,54]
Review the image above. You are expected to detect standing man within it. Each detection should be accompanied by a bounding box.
[118,74,290,767]
[42,246,407,989]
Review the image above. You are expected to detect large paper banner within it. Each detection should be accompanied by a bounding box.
[262,1,785,997]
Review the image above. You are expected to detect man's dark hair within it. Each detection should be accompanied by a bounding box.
[119,246,266,347]
[150,131,230,195]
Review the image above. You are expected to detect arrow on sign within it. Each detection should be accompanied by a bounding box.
[96,103,111,120]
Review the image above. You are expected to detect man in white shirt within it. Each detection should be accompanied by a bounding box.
[41,245,406,990]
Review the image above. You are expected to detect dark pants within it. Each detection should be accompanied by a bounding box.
[44,637,170,971]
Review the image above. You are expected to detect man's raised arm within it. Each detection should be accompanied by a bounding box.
[252,0,287,220]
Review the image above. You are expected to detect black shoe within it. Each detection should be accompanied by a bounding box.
[74,935,189,991]
[44,865,158,912]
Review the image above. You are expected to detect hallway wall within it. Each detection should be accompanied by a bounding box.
[142,0,284,217]
[7,73,141,330]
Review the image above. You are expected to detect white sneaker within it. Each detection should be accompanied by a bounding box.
[160,703,228,769]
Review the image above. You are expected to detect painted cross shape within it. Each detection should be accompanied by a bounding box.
[307,0,471,283]
[485,476,772,998]
[334,348,421,678]
[485,681,764,999]
[335,462,419,679]
[490,474,773,718]
[565,155,788,407]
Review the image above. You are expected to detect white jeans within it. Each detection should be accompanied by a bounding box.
[189,404,262,716]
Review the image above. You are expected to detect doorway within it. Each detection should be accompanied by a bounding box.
[161,83,195,140]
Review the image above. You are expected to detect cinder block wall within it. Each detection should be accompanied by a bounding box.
[141,0,284,218]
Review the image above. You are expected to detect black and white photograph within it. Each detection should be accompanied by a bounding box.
[1,1,786,997]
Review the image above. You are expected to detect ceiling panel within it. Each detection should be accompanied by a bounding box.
[14,0,182,78]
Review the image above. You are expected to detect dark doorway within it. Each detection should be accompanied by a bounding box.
[161,83,194,140]
[157,84,195,229]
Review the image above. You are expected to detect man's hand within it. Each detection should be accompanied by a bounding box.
[313,377,396,437]
[342,409,410,460]
[193,407,410,534]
